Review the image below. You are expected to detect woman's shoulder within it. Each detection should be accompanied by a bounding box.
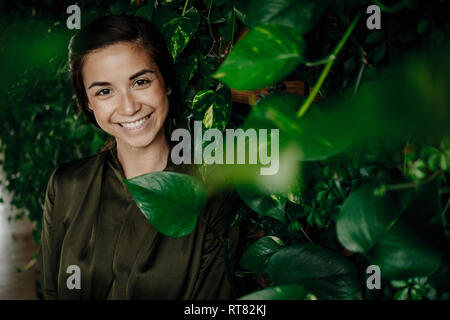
[49,149,110,188]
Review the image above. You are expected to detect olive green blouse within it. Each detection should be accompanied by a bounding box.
[35,142,242,300]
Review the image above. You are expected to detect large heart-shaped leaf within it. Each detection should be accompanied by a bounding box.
[244,93,354,161]
[160,7,200,60]
[124,171,207,238]
[367,218,445,279]
[238,284,307,300]
[336,180,407,253]
[235,0,329,34]
[266,243,359,299]
[240,236,285,274]
[213,24,305,90]
[337,178,445,279]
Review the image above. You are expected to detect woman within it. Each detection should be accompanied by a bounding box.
[35,15,243,300]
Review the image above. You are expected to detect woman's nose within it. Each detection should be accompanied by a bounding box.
[118,90,140,115]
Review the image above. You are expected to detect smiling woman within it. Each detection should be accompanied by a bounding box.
[81,41,172,177]
[34,14,244,300]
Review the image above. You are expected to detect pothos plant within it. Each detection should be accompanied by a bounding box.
[0,0,449,299]
[122,0,450,300]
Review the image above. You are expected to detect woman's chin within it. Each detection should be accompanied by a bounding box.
[115,131,160,149]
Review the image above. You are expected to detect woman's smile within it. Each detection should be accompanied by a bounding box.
[81,42,170,149]
[117,112,152,130]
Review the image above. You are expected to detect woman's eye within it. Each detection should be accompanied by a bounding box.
[96,88,111,96]
[134,79,151,87]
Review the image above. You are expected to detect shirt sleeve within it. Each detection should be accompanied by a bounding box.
[35,168,59,299]
[191,188,243,300]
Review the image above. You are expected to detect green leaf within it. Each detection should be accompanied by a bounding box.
[427,153,440,171]
[336,180,406,253]
[233,0,250,25]
[408,159,427,180]
[244,93,353,161]
[110,2,130,14]
[367,218,444,279]
[337,179,445,279]
[151,6,179,29]
[419,146,439,158]
[217,2,235,42]
[417,20,430,35]
[236,184,287,223]
[441,152,450,171]
[266,243,359,299]
[124,171,207,238]
[240,236,285,274]
[394,287,410,300]
[374,42,387,63]
[213,24,305,90]
[365,31,384,45]
[191,88,232,131]
[209,4,226,23]
[238,284,306,300]
[135,3,154,20]
[160,7,200,60]
[391,279,408,289]
[235,0,329,34]
[175,54,198,94]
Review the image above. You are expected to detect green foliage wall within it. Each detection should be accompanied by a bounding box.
[0,0,449,300]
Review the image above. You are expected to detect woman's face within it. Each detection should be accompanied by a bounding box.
[82,42,170,149]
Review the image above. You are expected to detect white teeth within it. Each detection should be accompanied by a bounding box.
[120,114,150,129]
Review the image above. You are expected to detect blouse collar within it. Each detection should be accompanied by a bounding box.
[106,139,190,183]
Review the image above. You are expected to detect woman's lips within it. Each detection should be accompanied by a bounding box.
[117,113,152,130]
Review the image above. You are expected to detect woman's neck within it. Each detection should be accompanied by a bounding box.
[115,129,170,179]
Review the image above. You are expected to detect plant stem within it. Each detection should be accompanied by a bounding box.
[205,1,218,58]
[296,14,361,118]
[334,174,346,200]
[305,55,335,67]
[435,197,450,226]
[300,226,314,243]
[352,63,366,97]
[385,170,443,191]
[207,0,215,42]
[216,38,223,67]
[230,10,236,50]
[332,0,368,66]
[441,198,450,217]
[182,0,189,16]
[402,137,412,173]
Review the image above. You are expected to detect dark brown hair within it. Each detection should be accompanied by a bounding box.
[68,15,181,150]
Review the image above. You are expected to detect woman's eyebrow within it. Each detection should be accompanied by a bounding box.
[87,69,155,89]
[129,69,155,80]
[88,81,111,89]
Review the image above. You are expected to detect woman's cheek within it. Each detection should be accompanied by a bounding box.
[96,99,116,117]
